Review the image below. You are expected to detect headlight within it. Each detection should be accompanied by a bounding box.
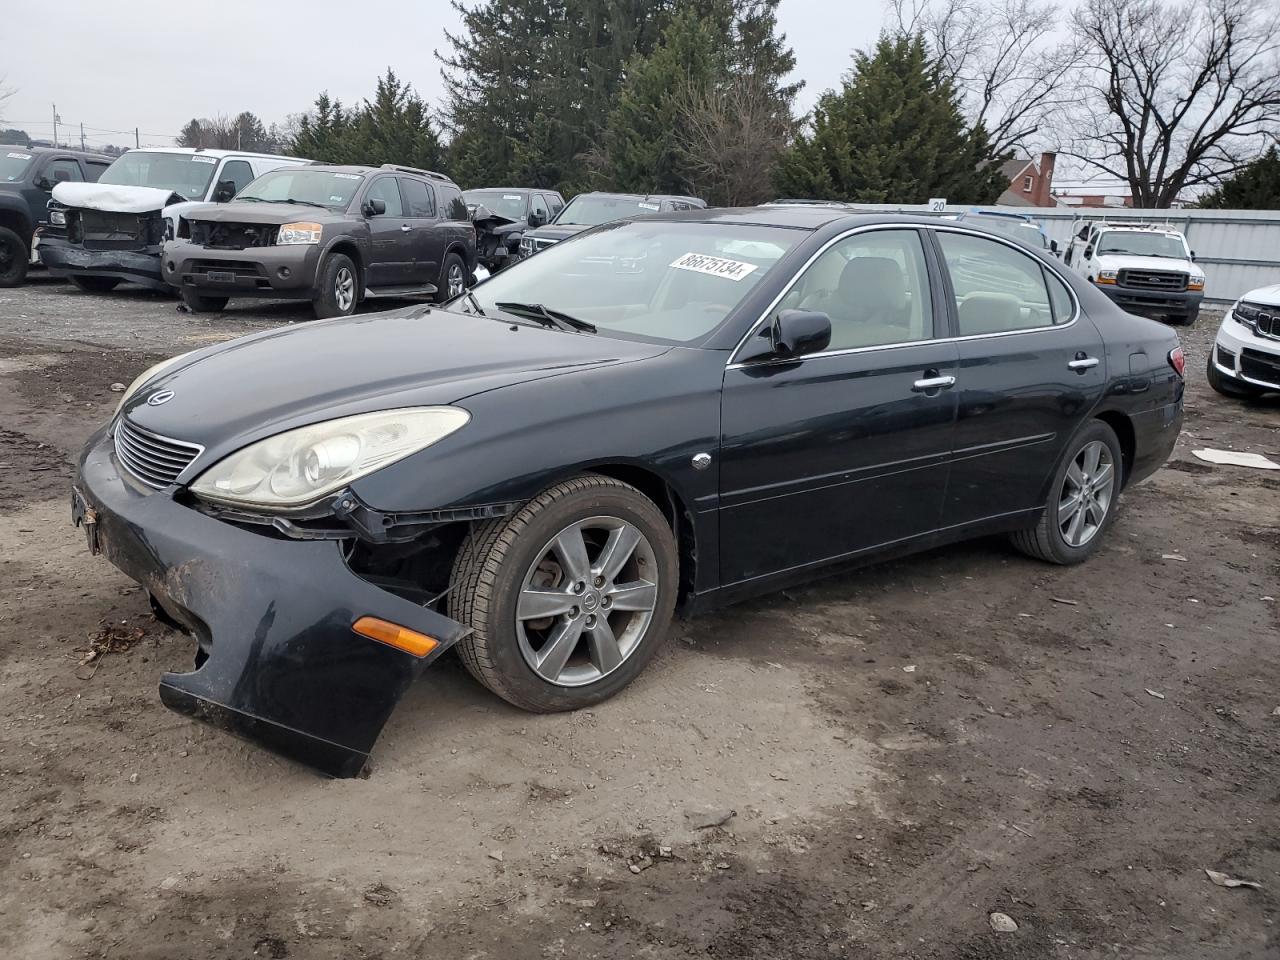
[1096,269,1118,284]
[49,210,66,226]
[189,407,470,509]
[1188,274,1205,291]
[1233,300,1261,328]
[114,352,194,416]
[277,222,322,245]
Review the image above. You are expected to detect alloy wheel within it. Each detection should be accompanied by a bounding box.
[447,262,465,298]
[1058,440,1115,547]
[335,266,355,312]
[515,516,659,687]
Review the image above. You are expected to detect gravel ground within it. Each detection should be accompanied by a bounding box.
[1,277,1278,960]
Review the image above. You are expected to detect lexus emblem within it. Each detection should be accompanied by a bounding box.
[147,390,175,406]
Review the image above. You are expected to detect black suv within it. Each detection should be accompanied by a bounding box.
[163,164,477,319]
[0,145,112,286]
[519,192,706,255]
[462,187,564,273]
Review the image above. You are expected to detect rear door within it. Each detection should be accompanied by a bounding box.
[398,177,441,284]
[718,227,959,584]
[930,227,1106,527]
[362,175,414,287]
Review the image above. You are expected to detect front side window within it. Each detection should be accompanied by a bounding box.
[219,159,254,196]
[469,220,801,344]
[776,229,934,350]
[365,177,404,217]
[98,152,220,199]
[529,193,550,222]
[1094,231,1187,259]
[236,169,364,209]
[937,231,1057,334]
[46,159,84,184]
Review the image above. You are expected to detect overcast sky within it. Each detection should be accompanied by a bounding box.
[2,0,882,151]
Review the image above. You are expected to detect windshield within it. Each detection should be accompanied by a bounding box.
[555,195,664,227]
[1096,231,1187,259]
[973,216,1048,249]
[236,168,363,209]
[1,150,35,182]
[465,190,527,219]
[99,152,219,199]
[467,220,800,344]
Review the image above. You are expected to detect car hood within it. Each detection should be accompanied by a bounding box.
[179,200,343,225]
[526,223,589,243]
[52,181,184,214]
[120,305,668,455]
[1093,254,1195,274]
[1240,283,1280,307]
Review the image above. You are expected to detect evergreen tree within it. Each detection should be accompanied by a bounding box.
[289,72,443,170]
[1198,146,1280,209]
[774,34,1007,204]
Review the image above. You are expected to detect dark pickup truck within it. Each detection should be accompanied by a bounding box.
[0,145,112,286]
[163,164,477,319]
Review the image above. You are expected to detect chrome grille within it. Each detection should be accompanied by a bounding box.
[1117,269,1187,292]
[114,418,203,489]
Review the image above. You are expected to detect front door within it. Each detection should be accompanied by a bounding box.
[718,227,958,586]
[362,176,414,287]
[930,228,1107,527]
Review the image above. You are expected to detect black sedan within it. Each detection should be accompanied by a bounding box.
[72,207,1185,776]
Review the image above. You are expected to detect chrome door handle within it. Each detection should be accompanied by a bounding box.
[912,375,956,392]
[1068,357,1099,370]
[400,225,411,232]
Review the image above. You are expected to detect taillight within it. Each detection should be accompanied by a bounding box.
[1168,346,1185,377]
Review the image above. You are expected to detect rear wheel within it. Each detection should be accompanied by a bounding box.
[70,275,121,294]
[0,226,29,287]
[1206,352,1265,399]
[435,252,466,303]
[313,253,358,319]
[450,474,678,712]
[1011,420,1123,565]
[180,289,229,313]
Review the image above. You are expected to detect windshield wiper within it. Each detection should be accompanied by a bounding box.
[495,301,596,333]
[236,197,327,208]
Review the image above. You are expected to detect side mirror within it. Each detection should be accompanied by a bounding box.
[1049,239,1059,254]
[528,210,546,227]
[212,179,236,203]
[1189,250,1196,261]
[1084,245,1094,259]
[364,198,387,217]
[772,309,831,358]
[34,176,54,191]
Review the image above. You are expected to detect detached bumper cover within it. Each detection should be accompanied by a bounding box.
[72,427,467,777]
[40,235,166,289]
[1094,281,1203,318]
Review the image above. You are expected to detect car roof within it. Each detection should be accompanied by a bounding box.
[1,143,112,161]
[304,163,456,183]
[965,209,1035,222]
[122,146,307,162]
[571,191,705,206]
[465,187,536,194]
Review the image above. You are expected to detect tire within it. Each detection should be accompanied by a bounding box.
[313,253,358,319]
[180,289,229,313]
[70,275,121,294]
[1169,309,1197,326]
[1206,352,1265,399]
[450,474,679,712]
[1010,420,1124,565]
[435,251,466,304]
[0,226,29,287]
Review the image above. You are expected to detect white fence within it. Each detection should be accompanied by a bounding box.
[855,204,1280,304]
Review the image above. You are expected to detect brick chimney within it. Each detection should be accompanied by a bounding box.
[1034,152,1057,207]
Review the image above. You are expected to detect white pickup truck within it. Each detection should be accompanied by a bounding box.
[1063,221,1205,325]
[38,147,306,292]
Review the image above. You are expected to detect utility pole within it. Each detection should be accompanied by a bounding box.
[52,104,59,147]
[80,122,86,151]
[135,127,140,149]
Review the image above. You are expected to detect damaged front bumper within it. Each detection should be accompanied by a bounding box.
[72,426,468,777]
[40,235,168,290]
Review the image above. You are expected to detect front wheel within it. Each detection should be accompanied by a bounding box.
[1010,420,1123,565]
[313,253,358,319]
[450,475,678,712]
[435,252,466,303]
[70,275,121,293]
[0,226,29,287]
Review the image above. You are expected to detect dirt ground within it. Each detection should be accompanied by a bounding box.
[1,276,1277,960]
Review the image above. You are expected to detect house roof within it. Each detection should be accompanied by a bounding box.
[1000,157,1037,181]
[996,188,1037,207]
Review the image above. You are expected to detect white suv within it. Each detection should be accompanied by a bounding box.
[1208,286,1280,399]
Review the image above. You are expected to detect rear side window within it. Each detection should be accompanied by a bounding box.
[936,231,1056,335]
[400,178,436,217]
[85,160,110,182]
[46,159,84,184]
[1047,271,1075,324]
[436,184,468,221]
[365,177,404,217]
[545,193,564,214]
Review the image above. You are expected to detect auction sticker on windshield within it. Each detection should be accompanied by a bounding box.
[670,252,759,282]
[7,152,32,160]
[192,155,217,164]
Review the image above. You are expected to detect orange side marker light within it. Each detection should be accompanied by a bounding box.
[352,616,439,657]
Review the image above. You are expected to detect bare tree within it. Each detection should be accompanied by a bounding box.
[1066,0,1280,207]
[672,73,795,206]
[890,0,1078,157]
[0,76,15,126]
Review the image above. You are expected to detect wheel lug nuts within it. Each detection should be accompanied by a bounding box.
[594,576,605,588]
[601,597,612,608]
[570,606,580,617]
[573,581,585,593]
[585,615,596,627]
